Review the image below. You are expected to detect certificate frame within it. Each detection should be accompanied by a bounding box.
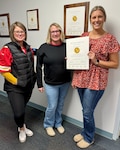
[0,13,10,37]
[26,9,39,31]
[64,2,90,39]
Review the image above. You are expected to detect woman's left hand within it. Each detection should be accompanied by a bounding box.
[88,51,97,64]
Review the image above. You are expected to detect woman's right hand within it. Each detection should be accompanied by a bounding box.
[71,84,77,89]
[38,87,44,93]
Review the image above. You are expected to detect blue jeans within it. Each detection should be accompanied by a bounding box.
[44,82,70,128]
[77,88,104,143]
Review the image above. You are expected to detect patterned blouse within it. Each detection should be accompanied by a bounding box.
[72,32,120,90]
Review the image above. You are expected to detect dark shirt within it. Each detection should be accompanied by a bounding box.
[36,43,71,88]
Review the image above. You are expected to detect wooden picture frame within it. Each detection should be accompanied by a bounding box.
[26,9,39,30]
[0,13,10,37]
[64,2,90,39]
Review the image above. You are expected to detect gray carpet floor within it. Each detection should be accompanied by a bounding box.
[0,94,120,150]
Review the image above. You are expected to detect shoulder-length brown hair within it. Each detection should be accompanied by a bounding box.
[46,23,65,44]
[9,21,27,42]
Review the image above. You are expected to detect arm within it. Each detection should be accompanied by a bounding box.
[36,47,44,89]
[1,72,17,85]
[89,33,120,69]
[88,51,119,69]
[97,52,119,69]
[0,46,18,85]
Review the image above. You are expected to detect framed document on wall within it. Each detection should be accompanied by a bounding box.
[0,13,10,37]
[64,2,90,39]
[26,9,39,30]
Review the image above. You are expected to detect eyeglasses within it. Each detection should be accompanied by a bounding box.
[50,30,61,34]
[14,31,25,34]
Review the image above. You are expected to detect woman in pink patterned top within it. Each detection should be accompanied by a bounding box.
[72,6,120,149]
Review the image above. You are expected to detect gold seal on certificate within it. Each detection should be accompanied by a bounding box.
[74,47,80,53]
[72,16,77,22]
[66,36,89,70]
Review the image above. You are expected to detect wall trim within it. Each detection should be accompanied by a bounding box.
[28,101,113,140]
[0,91,113,140]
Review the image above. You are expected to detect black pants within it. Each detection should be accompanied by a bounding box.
[7,89,32,128]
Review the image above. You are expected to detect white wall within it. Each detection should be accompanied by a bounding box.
[0,0,120,140]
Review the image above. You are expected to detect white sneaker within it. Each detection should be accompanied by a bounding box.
[24,124,33,136]
[19,130,26,143]
[18,124,33,137]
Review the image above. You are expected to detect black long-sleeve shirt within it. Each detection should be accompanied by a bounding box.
[36,43,71,88]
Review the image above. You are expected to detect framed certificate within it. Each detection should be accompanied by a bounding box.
[0,13,10,37]
[64,2,89,39]
[66,36,89,70]
[26,9,39,30]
